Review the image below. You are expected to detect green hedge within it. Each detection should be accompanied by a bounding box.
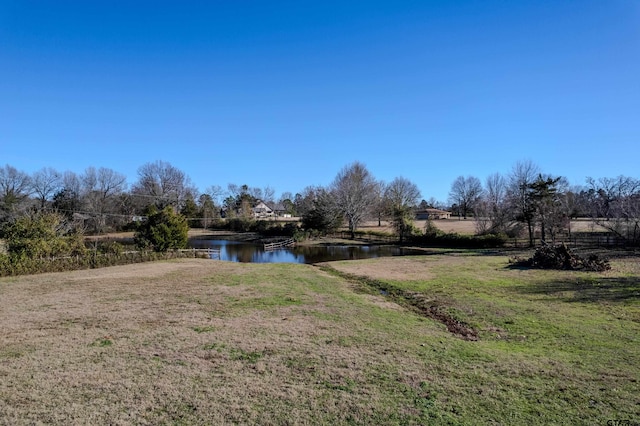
[0,250,210,277]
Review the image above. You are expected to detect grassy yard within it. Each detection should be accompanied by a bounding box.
[0,252,638,425]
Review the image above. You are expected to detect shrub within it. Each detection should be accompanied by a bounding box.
[134,206,188,252]
[2,212,86,258]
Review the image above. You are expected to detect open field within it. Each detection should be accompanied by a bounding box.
[358,218,609,236]
[0,252,638,424]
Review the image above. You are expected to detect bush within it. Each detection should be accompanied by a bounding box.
[134,206,188,252]
[2,212,87,258]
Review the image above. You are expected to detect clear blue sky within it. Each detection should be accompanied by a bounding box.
[2,1,639,202]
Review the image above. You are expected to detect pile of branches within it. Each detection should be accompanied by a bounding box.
[512,242,611,272]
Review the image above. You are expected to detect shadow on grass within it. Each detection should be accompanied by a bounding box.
[515,276,640,303]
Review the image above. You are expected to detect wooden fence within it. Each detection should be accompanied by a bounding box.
[263,238,295,251]
[508,232,628,248]
[327,230,631,248]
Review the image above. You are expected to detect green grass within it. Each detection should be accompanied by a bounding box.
[325,251,640,424]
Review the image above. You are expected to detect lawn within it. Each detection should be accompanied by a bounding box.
[0,251,638,425]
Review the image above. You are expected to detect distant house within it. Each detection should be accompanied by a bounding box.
[266,202,290,218]
[415,208,451,220]
[250,200,294,218]
[252,200,274,218]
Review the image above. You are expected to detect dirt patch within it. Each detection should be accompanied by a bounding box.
[323,257,435,282]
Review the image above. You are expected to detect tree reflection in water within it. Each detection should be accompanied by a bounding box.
[189,240,423,264]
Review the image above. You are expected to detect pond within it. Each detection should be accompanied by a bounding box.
[188,239,424,264]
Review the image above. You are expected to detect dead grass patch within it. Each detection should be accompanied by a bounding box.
[321,256,435,282]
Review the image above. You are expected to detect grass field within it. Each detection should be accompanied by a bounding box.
[0,251,638,424]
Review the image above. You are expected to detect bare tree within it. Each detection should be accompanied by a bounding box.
[331,162,378,238]
[132,161,194,209]
[384,177,421,242]
[371,181,387,227]
[31,167,62,209]
[474,172,509,235]
[205,185,224,207]
[198,193,217,228]
[507,160,541,247]
[448,175,483,219]
[0,164,32,222]
[244,185,275,204]
[248,187,263,201]
[62,171,82,196]
[81,167,127,233]
[262,186,276,204]
[586,175,640,245]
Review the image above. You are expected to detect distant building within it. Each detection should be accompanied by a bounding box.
[252,200,274,218]
[252,200,292,218]
[415,208,451,220]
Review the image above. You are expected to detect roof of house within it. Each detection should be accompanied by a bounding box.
[416,208,451,214]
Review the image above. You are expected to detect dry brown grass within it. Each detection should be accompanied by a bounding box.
[320,256,435,282]
[0,260,438,424]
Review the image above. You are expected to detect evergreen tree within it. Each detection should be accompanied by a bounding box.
[134,206,188,252]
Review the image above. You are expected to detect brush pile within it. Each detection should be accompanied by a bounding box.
[513,242,611,272]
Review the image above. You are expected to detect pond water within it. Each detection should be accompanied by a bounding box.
[188,239,424,264]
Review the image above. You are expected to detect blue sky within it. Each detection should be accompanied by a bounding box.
[1,0,639,202]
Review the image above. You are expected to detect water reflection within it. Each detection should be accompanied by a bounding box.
[188,239,423,264]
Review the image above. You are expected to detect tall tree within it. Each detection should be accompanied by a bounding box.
[384,177,421,242]
[278,191,296,216]
[224,184,255,219]
[474,172,509,235]
[132,161,195,209]
[198,193,217,228]
[52,171,82,221]
[299,186,342,234]
[529,174,564,243]
[81,167,127,233]
[507,160,541,247]
[205,185,224,207]
[31,167,62,209]
[448,176,483,219]
[586,175,640,245]
[180,194,199,227]
[0,165,32,223]
[372,181,387,227]
[331,162,378,239]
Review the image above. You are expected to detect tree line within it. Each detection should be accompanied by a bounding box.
[1,159,639,248]
[447,160,640,246]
